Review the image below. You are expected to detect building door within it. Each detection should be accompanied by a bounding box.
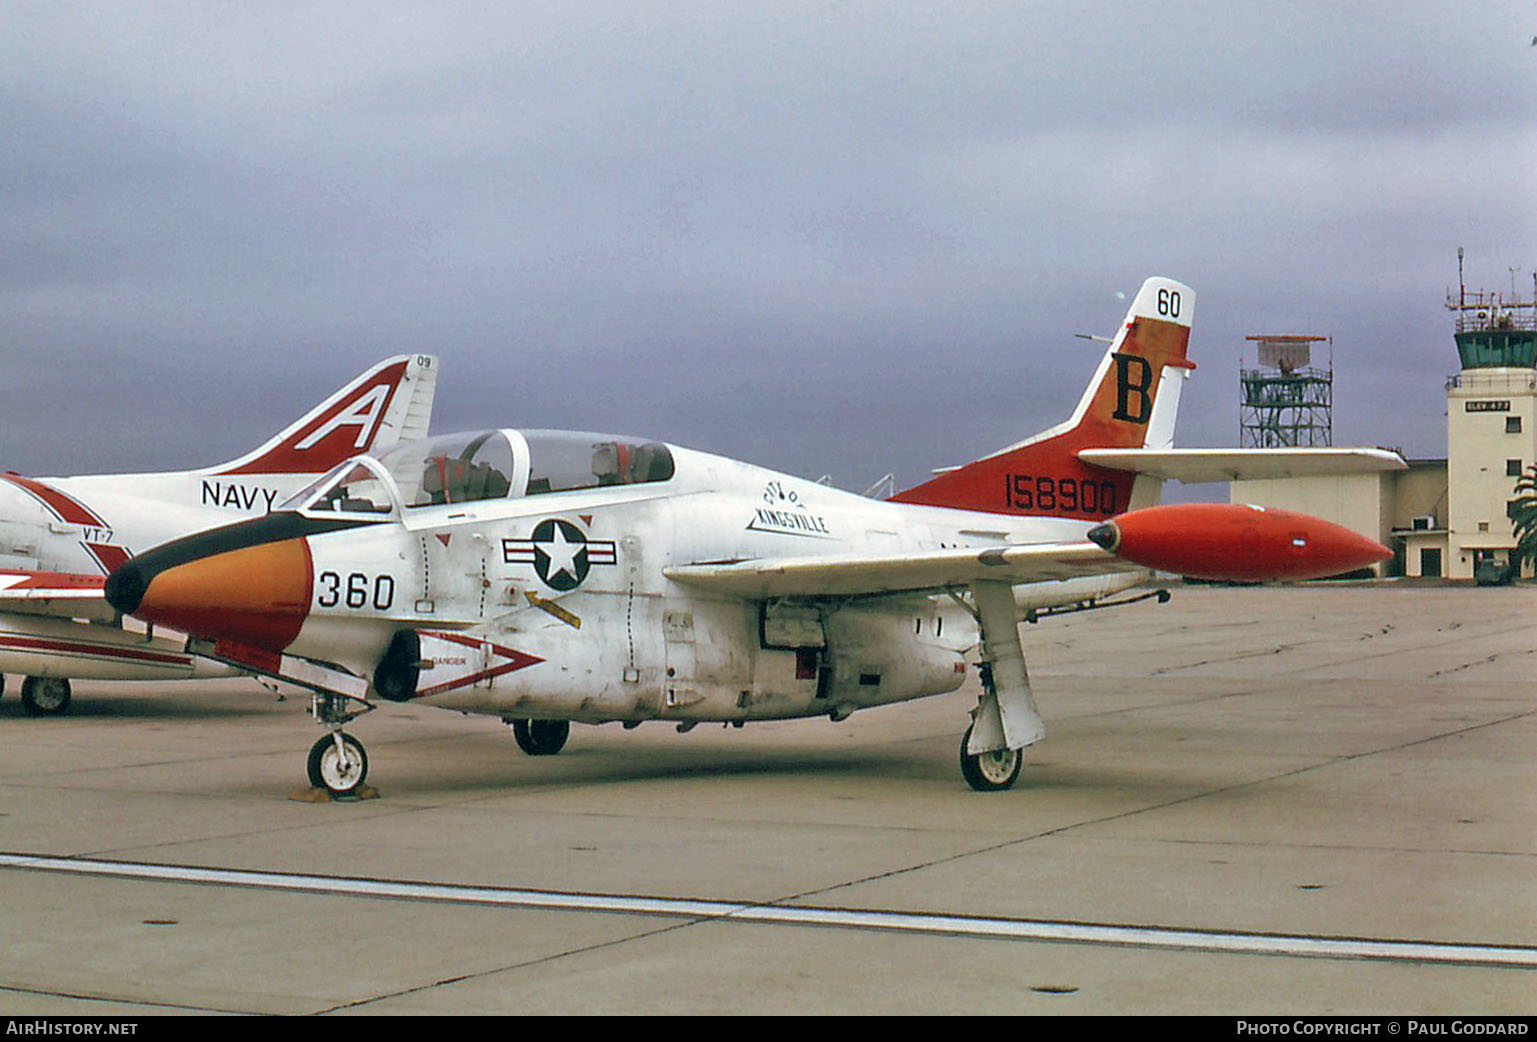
[1420,548,1442,578]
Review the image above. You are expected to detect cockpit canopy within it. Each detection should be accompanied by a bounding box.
[281,429,676,516]
[518,429,675,496]
[381,431,516,509]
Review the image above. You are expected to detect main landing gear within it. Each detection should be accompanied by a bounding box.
[509,718,570,756]
[307,692,374,798]
[954,582,1043,793]
[959,723,1022,792]
[21,677,71,717]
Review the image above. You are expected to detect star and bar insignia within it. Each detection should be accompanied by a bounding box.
[502,518,617,591]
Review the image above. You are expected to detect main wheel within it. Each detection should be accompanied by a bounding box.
[959,724,1022,792]
[307,732,369,797]
[511,718,570,756]
[21,677,71,717]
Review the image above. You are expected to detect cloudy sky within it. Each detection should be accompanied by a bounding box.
[6,2,1536,493]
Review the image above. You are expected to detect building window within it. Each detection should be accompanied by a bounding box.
[1509,459,1524,477]
[1507,416,1523,434]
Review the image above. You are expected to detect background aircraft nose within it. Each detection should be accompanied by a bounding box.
[107,538,313,653]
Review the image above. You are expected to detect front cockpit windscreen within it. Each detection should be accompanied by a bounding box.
[281,458,397,516]
[377,431,516,509]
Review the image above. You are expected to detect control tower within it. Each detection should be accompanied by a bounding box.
[1444,248,1537,580]
[1239,335,1333,448]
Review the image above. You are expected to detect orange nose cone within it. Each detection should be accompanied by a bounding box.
[1102,503,1391,582]
[133,538,313,652]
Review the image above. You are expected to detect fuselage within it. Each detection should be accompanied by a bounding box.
[144,429,1144,725]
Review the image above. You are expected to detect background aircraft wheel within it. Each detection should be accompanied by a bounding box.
[511,719,569,756]
[959,724,1021,792]
[21,677,71,717]
[307,733,368,797]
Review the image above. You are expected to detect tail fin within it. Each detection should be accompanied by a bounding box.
[890,277,1193,520]
[206,355,438,476]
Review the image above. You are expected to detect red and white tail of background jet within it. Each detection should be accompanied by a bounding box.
[0,354,437,715]
[205,354,438,476]
[2,353,438,573]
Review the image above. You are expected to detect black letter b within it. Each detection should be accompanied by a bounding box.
[1112,354,1154,424]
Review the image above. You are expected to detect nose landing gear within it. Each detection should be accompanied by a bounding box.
[307,732,369,797]
[304,693,376,799]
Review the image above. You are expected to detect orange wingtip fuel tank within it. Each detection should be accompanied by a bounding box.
[1086,503,1392,582]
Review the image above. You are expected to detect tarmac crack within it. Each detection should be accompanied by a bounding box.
[1138,616,1534,679]
[308,916,709,1015]
[1428,646,1537,678]
[0,981,252,1016]
[773,705,1537,912]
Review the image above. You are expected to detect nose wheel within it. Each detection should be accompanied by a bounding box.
[306,692,375,798]
[307,732,369,797]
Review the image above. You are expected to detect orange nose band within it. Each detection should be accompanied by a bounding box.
[131,538,314,653]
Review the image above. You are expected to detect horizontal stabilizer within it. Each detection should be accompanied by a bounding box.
[1078,447,1407,484]
[0,570,116,623]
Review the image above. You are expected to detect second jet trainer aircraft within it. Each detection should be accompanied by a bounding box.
[83,278,1402,792]
[0,354,437,714]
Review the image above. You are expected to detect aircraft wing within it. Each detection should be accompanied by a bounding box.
[1077,447,1407,483]
[0,571,116,623]
[664,542,1128,600]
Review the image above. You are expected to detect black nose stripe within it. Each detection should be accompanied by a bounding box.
[104,512,378,616]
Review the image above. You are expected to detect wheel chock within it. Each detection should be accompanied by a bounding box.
[287,785,381,803]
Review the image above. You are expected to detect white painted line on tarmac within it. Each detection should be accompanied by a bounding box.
[4,852,1534,969]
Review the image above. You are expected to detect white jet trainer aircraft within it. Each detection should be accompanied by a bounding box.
[96,278,1399,793]
[0,354,438,714]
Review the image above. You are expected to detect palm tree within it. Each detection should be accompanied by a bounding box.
[1512,463,1537,574]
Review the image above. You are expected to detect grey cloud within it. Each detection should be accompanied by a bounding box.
[4,2,1535,487]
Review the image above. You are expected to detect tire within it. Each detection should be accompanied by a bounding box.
[307,733,369,797]
[20,677,71,717]
[959,724,1022,792]
[511,718,570,756]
